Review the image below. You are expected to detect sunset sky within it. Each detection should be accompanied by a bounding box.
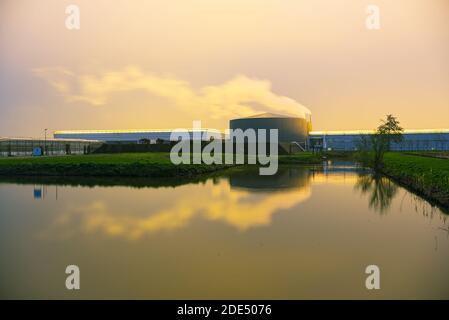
[1,0,448,137]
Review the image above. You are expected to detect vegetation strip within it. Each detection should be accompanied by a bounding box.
[0,153,231,178]
[1,150,447,210]
[0,152,323,178]
[380,153,449,208]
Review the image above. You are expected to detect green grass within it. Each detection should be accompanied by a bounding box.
[382,153,449,207]
[0,153,230,177]
[404,151,449,159]
[0,152,324,178]
[0,152,174,165]
[278,152,323,164]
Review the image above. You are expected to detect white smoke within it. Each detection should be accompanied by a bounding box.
[33,66,311,120]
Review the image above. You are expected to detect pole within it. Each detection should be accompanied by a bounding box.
[44,128,48,156]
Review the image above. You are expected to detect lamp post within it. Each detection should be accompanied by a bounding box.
[44,128,48,156]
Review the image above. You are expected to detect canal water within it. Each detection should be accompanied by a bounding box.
[0,162,448,299]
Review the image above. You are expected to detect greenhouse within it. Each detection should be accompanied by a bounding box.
[0,137,103,157]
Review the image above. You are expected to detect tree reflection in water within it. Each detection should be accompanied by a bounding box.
[355,174,398,214]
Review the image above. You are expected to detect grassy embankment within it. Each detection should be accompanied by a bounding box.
[278,152,322,164]
[0,153,228,178]
[380,153,449,208]
[6,151,447,208]
[0,152,323,178]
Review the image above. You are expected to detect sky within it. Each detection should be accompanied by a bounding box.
[1,0,448,137]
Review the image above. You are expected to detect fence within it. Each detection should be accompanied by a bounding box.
[0,138,103,157]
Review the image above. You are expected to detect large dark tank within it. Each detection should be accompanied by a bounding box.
[229,166,311,191]
[229,112,311,143]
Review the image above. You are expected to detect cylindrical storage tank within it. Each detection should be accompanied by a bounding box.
[229,113,310,143]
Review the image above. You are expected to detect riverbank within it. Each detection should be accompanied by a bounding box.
[381,153,449,208]
[1,151,448,209]
[0,153,231,178]
[0,152,323,178]
[278,152,323,164]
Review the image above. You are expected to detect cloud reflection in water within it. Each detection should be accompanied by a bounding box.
[52,167,312,240]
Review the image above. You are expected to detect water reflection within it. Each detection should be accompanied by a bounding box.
[1,164,449,299]
[355,174,399,214]
[42,167,313,240]
[230,166,310,191]
[1,164,447,241]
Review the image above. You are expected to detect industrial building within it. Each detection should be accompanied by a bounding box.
[2,102,448,157]
[228,113,449,152]
[0,137,102,157]
[309,129,449,151]
[230,113,311,143]
[51,119,449,153]
[229,112,312,152]
[54,129,220,143]
[0,106,436,155]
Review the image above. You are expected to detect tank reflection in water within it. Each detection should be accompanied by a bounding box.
[0,163,448,299]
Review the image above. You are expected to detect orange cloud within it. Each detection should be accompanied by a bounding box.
[33,66,311,120]
[48,179,311,240]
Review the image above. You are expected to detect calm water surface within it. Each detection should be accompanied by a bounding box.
[0,162,448,299]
